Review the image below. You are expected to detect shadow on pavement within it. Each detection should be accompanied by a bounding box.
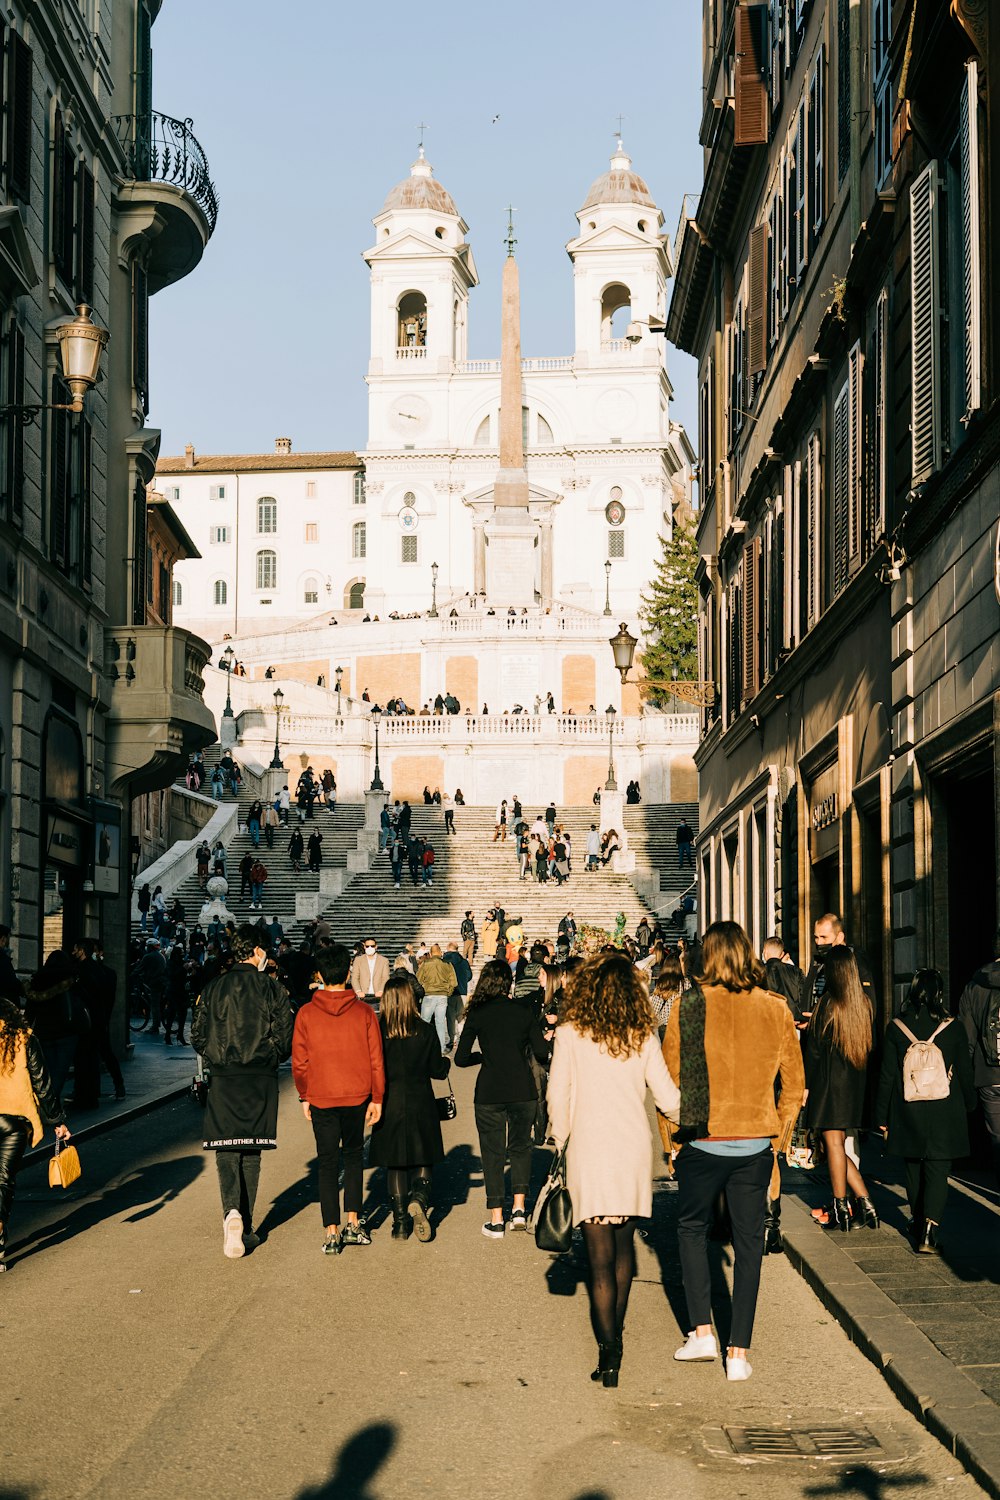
[256,1154,318,1240]
[8,1155,204,1267]
[805,1466,930,1497]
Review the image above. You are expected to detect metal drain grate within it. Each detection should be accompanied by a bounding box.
[725,1426,884,1459]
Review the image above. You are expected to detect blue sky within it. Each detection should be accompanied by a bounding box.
[149,0,703,459]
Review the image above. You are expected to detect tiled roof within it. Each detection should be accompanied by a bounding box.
[156,451,361,475]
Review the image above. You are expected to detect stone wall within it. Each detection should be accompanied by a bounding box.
[357,652,422,708]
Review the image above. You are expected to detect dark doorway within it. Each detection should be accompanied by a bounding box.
[945,767,996,1005]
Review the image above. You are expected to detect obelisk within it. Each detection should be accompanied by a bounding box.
[486,213,536,604]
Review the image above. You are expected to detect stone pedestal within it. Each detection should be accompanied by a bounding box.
[486,510,536,607]
[219,711,237,748]
[598,788,635,873]
[364,788,386,833]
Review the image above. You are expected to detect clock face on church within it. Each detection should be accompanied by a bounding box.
[389,395,430,434]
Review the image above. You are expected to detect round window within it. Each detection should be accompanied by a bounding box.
[610,485,623,501]
[402,491,416,507]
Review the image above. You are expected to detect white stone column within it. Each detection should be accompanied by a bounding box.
[473,523,486,593]
[540,518,553,603]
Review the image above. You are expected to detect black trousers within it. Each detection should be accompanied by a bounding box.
[0,1113,32,1226]
[216,1151,261,1228]
[675,1145,772,1349]
[475,1100,535,1209]
[904,1157,951,1225]
[312,1102,367,1225]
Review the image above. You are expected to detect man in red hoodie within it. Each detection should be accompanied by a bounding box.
[292,944,385,1254]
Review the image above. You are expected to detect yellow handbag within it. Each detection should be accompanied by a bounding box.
[48,1139,82,1189]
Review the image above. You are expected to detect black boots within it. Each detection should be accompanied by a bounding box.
[854,1195,880,1230]
[764,1198,784,1255]
[590,1339,622,1388]
[390,1197,412,1240]
[407,1177,433,1243]
[825,1196,852,1232]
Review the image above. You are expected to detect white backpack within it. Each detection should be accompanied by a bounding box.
[894,1018,953,1102]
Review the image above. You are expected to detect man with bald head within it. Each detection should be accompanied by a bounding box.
[416,943,457,1055]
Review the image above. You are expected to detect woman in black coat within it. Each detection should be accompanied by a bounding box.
[368,974,450,1242]
[876,969,975,1255]
[804,948,879,1231]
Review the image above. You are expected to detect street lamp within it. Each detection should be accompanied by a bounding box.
[603,559,613,617]
[1,305,109,424]
[609,621,638,684]
[222,643,234,718]
[335,664,344,720]
[370,704,384,792]
[605,704,618,792]
[270,686,284,769]
[429,560,439,619]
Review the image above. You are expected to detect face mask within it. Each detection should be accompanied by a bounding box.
[813,941,833,957]
[365,947,375,956]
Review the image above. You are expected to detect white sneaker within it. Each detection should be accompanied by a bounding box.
[726,1355,753,1381]
[674,1331,718,1362]
[223,1209,245,1258]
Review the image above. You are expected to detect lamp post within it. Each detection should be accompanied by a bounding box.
[605,705,618,792]
[603,559,613,617]
[335,664,344,720]
[222,643,234,718]
[269,686,284,769]
[1,305,109,424]
[370,705,384,792]
[429,560,439,619]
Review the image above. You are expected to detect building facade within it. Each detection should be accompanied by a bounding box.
[0,0,216,985]
[674,0,998,1017]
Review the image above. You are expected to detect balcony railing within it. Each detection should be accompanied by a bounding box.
[396,346,427,359]
[112,111,219,235]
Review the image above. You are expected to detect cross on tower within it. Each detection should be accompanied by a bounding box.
[614,113,625,141]
[505,205,517,257]
[416,121,429,151]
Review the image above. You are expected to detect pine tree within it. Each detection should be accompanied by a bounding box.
[639,525,699,706]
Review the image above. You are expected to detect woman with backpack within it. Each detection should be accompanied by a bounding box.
[804,948,879,1232]
[876,969,975,1254]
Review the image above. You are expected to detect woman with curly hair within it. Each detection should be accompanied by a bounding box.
[547,952,680,1387]
[455,959,550,1238]
[0,997,71,1270]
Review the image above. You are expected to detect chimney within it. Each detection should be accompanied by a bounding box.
[275,437,292,455]
[184,443,195,468]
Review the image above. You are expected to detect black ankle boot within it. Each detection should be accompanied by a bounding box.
[407,1178,433,1243]
[390,1197,412,1240]
[590,1341,621,1387]
[826,1196,852,1232]
[854,1195,880,1230]
[764,1199,783,1255]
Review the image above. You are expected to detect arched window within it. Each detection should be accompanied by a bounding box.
[257,496,277,534]
[601,283,632,341]
[213,579,228,606]
[537,414,554,444]
[353,521,366,559]
[397,291,427,349]
[474,415,491,446]
[349,581,365,609]
[256,550,277,589]
[303,577,319,605]
[172,579,183,607]
[402,491,416,507]
[353,472,366,505]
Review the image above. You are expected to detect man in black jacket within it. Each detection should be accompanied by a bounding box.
[958,931,1000,1185]
[762,936,807,1024]
[71,939,126,1102]
[191,925,293,1258]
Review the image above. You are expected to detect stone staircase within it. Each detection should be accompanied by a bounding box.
[623,803,699,905]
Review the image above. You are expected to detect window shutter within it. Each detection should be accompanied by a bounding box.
[910,160,941,484]
[795,96,807,277]
[832,381,850,594]
[769,0,783,116]
[960,59,981,423]
[741,539,760,702]
[848,341,862,561]
[132,263,149,413]
[836,0,850,182]
[779,146,790,319]
[872,289,888,541]
[735,3,769,147]
[59,136,75,286]
[782,464,795,649]
[806,431,821,625]
[2,323,23,526]
[8,33,32,202]
[49,375,70,568]
[75,162,95,304]
[810,45,825,241]
[132,480,147,624]
[747,223,769,375]
[78,416,92,585]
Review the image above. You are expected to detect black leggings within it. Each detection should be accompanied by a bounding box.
[216,1151,261,1227]
[0,1114,32,1227]
[387,1167,430,1203]
[581,1220,637,1346]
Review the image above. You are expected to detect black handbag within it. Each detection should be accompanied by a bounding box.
[436,1078,457,1121]
[533,1144,573,1254]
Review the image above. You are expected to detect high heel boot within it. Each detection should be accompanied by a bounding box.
[390,1196,412,1240]
[407,1176,433,1243]
[763,1197,784,1255]
[826,1196,852,1232]
[854,1195,880,1230]
[590,1341,621,1388]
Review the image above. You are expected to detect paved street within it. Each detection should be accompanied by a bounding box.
[1,1067,989,1500]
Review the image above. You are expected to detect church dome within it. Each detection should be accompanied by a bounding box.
[581,143,657,211]
[382,149,459,216]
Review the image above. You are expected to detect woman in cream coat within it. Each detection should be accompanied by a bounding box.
[547,951,680,1387]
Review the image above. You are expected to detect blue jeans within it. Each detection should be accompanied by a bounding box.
[420,994,449,1051]
[679,844,694,868]
[249,821,260,847]
[212,783,222,801]
[251,881,264,904]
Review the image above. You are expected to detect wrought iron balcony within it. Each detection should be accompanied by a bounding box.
[112,111,219,233]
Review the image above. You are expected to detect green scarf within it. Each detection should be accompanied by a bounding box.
[676,984,710,1141]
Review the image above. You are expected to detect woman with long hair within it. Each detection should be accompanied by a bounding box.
[368,974,450,1242]
[651,951,685,1039]
[455,959,549,1237]
[661,921,804,1382]
[804,947,878,1231]
[876,968,975,1254]
[548,953,680,1387]
[0,997,71,1270]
